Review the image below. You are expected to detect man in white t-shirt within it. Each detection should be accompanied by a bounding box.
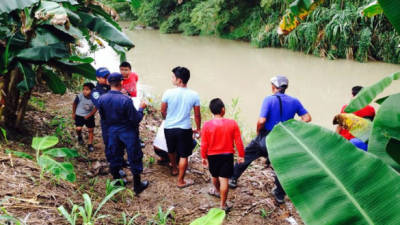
[161,66,201,188]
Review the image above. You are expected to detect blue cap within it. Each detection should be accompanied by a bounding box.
[96,67,110,78]
[107,72,123,83]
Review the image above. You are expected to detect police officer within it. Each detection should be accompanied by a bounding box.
[97,72,149,195]
[91,67,111,153]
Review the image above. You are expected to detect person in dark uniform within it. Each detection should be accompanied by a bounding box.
[91,67,111,153]
[97,72,149,195]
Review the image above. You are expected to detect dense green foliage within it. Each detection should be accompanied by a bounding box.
[109,0,400,64]
[0,0,134,128]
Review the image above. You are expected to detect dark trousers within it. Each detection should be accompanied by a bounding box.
[232,130,270,180]
[101,120,111,162]
[274,175,286,196]
[108,127,143,177]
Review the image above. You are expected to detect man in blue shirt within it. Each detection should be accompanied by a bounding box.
[229,75,311,204]
[97,73,149,195]
[161,66,201,188]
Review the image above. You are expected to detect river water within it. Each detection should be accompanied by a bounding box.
[100,24,400,130]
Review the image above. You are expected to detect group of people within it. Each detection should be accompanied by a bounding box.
[71,63,373,211]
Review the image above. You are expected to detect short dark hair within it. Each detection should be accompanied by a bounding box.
[83,82,95,90]
[209,98,225,115]
[352,86,363,96]
[120,61,131,69]
[109,80,122,87]
[172,66,190,84]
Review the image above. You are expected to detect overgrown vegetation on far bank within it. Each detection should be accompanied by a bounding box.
[103,0,400,64]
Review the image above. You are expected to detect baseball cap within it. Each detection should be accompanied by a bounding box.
[96,67,110,78]
[107,72,123,83]
[270,75,288,88]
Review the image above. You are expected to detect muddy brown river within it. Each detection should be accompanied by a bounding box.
[94,24,400,130]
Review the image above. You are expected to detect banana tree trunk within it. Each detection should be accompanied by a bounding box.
[15,89,32,128]
[2,67,22,128]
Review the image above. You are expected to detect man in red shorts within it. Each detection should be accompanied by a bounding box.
[337,86,375,140]
[201,98,244,211]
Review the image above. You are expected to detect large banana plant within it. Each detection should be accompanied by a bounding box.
[0,0,134,128]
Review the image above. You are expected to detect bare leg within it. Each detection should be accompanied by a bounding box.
[76,127,82,136]
[212,177,220,194]
[177,157,188,186]
[88,128,94,145]
[219,177,229,208]
[168,152,178,175]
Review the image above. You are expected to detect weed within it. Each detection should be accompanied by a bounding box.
[148,206,175,225]
[260,208,273,219]
[0,206,26,225]
[120,212,140,225]
[0,126,7,143]
[58,187,125,225]
[105,179,125,196]
[29,96,45,111]
[50,116,73,144]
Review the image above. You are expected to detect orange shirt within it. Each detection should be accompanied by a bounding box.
[201,118,245,159]
[122,72,139,97]
[339,104,375,140]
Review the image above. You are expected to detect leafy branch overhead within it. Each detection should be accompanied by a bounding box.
[1,0,134,86]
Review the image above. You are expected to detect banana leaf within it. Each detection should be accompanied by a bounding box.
[68,55,94,64]
[32,136,59,151]
[16,62,36,93]
[375,96,388,105]
[5,149,34,160]
[88,4,121,30]
[43,148,79,158]
[379,0,400,34]
[362,1,383,17]
[278,0,323,35]
[38,155,76,182]
[77,12,134,49]
[42,23,83,41]
[17,42,69,62]
[31,27,62,47]
[190,208,225,225]
[53,60,96,80]
[266,120,400,225]
[368,93,400,170]
[52,0,79,5]
[42,68,67,94]
[0,0,39,14]
[345,72,400,113]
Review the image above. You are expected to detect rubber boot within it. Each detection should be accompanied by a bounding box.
[110,167,127,186]
[133,174,149,195]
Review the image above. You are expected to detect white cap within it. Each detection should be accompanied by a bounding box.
[270,75,288,88]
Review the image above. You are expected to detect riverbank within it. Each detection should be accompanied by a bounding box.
[0,90,303,224]
[106,0,400,65]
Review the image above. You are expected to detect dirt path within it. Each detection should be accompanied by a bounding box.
[0,91,304,225]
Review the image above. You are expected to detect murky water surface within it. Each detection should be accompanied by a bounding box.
[102,24,400,130]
